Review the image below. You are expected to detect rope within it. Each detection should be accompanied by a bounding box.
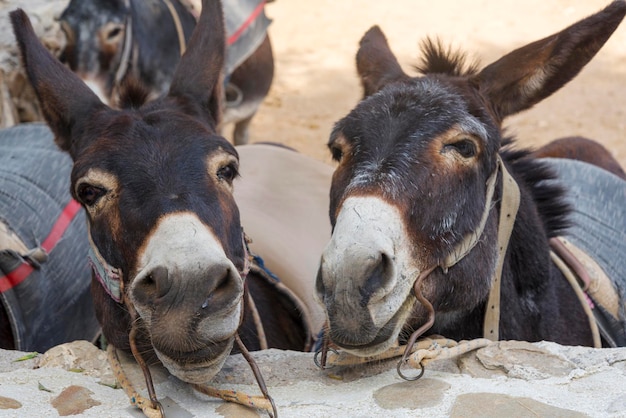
[191,384,274,412]
[107,344,276,417]
[107,345,163,418]
[320,337,492,370]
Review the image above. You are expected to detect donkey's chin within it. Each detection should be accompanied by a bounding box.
[330,297,414,357]
[155,338,235,384]
[338,333,399,357]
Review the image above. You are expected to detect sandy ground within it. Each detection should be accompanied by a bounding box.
[244,0,626,166]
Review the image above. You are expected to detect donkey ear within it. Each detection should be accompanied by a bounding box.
[475,1,626,122]
[10,9,107,156]
[168,0,225,125]
[356,26,410,98]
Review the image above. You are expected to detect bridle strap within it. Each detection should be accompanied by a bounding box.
[549,249,602,348]
[162,0,188,55]
[482,157,520,340]
[414,156,520,342]
[316,155,521,376]
[114,0,186,90]
[86,224,123,303]
[114,0,134,87]
[442,159,499,270]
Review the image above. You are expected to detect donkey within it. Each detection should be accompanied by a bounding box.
[531,136,626,180]
[10,0,310,390]
[58,0,273,145]
[315,1,626,358]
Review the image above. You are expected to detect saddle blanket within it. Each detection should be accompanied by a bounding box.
[182,0,272,75]
[0,123,99,352]
[544,157,626,342]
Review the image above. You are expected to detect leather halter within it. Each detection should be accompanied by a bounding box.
[421,155,521,340]
[316,156,521,370]
[482,157,520,340]
[113,0,133,87]
[87,227,123,303]
[162,0,188,55]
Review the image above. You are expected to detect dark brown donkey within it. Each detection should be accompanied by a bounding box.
[58,0,273,145]
[316,1,626,360]
[10,0,308,392]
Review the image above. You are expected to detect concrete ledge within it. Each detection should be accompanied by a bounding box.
[1,340,626,417]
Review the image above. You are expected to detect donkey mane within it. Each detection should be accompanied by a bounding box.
[414,37,480,76]
[500,139,571,238]
[116,77,151,109]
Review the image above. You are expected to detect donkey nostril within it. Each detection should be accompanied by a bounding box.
[145,274,155,286]
[199,267,238,311]
[135,266,170,301]
[151,266,170,298]
[360,252,395,306]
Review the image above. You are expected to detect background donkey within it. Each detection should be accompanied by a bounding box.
[58,0,273,145]
[316,1,626,357]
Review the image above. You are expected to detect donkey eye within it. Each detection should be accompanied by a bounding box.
[445,139,477,158]
[217,164,238,182]
[329,145,344,162]
[77,184,107,206]
[107,26,123,40]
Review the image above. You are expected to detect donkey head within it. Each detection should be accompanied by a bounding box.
[58,0,131,102]
[316,2,626,356]
[11,0,244,383]
[59,0,193,104]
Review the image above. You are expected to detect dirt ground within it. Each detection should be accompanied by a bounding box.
[244,0,626,166]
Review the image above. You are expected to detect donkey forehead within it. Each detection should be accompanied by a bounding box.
[73,114,237,187]
[334,78,490,176]
[338,78,489,149]
[62,0,127,24]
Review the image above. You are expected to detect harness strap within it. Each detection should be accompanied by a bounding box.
[87,225,122,303]
[550,237,620,318]
[0,199,82,293]
[244,282,268,349]
[226,0,267,46]
[549,250,602,348]
[549,237,625,348]
[177,0,267,46]
[482,157,520,340]
[442,160,499,270]
[162,0,187,55]
[114,0,133,87]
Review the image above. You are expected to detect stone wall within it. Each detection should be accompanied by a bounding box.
[1,340,625,417]
[0,0,68,128]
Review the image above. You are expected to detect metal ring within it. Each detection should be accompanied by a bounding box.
[225,82,243,108]
[396,358,425,381]
[313,347,338,369]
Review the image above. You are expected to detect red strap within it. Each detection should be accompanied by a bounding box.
[227,1,266,46]
[0,199,82,293]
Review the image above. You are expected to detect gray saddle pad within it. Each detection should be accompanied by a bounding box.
[543,157,626,333]
[224,0,271,75]
[0,123,99,352]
